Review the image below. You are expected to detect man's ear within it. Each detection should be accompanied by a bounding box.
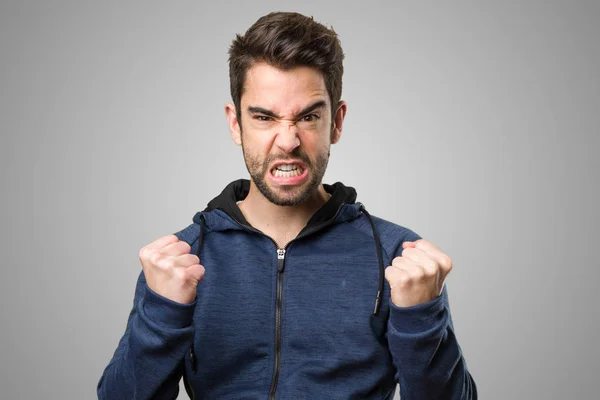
[331,100,347,144]
[225,103,242,146]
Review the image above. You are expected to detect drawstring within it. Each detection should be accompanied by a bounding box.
[188,206,385,376]
[190,214,205,374]
[358,203,385,316]
[194,208,385,314]
[194,214,206,259]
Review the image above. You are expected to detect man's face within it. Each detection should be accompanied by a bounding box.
[226,62,345,206]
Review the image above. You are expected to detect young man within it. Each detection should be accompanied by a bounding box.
[98,12,477,400]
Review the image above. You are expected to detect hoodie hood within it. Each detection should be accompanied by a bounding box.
[190,179,386,316]
[193,179,361,234]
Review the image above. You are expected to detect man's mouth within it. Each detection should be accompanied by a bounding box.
[271,164,305,178]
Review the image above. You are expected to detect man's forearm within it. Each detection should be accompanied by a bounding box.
[387,286,478,399]
[97,273,196,399]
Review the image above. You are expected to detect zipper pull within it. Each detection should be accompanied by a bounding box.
[277,248,286,272]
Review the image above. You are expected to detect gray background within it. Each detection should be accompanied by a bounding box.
[1,1,598,399]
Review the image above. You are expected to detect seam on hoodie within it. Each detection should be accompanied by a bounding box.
[343,215,394,265]
[350,214,422,262]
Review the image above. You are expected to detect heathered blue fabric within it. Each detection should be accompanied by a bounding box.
[98,200,477,399]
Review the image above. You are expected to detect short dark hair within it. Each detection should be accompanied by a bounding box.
[228,12,344,124]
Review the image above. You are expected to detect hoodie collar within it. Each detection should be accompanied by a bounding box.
[201,179,358,232]
[191,179,386,316]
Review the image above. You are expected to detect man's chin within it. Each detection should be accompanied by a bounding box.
[263,181,317,206]
[266,186,308,207]
[252,170,322,207]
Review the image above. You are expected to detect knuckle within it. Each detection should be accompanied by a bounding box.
[173,268,186,282]
[163,257,177,269]
[442,255,453,269]
[148,249,163,265]
[138,247,148,260]
[405,248,419,258]
[412,267,425,281]
[385,266,396,279]
[190,265,205,280]
[180,241,191,253]
[398,273,411,286]
[190,263,202,272]
[425,259,438,271]
[385,267,403,284]
[423,269,437,280]
[173,266,186,280]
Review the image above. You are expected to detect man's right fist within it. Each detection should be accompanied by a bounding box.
[138,234,205,304]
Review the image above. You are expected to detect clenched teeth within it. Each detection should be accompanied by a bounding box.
[276,164,300,171]
[272,164,304,177]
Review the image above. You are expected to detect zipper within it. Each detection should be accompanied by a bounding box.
[268,248,286,400]
[264,204,347,400]
[189,203,346,398]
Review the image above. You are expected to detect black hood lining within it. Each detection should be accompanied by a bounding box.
[189,181,386,375]
[204,179,357,231]
[199,179,383,315]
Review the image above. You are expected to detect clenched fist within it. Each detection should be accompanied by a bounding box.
[138,234,205,304]
[385,239,453,308]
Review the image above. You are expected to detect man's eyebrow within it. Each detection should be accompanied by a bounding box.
[247,106,280,118]
[294,100,327,117]
[247,100,327,119]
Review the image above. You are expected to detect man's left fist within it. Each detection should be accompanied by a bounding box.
[385,239,453,308]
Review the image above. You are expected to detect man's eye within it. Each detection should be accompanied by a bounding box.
[255,115,273,122]
[301,114,319,122]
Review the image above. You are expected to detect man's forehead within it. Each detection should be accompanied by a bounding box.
[241,63,329,112]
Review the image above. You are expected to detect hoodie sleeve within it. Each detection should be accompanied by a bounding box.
[387,285,478,399]
[96,270,196,399]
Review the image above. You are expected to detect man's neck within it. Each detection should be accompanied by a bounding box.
[237,181,331,248]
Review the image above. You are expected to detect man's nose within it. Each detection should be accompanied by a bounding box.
[274,120,300,153]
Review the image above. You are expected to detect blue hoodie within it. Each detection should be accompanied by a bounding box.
[98,179,477,399]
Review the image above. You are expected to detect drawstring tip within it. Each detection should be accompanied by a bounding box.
[361,204,385,317]
[373,291,382,315]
